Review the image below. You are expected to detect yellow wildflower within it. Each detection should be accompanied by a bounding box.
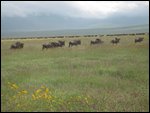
[32,94,36,100]
[41,85,46,89]
[10,83,18,89]
[45,88,49,93]
[17,90,27,96]
[45,88,49,94]
[35,89,42,94]
[21,90,28,94]
[38,95,42,98]
[42,93,48,99]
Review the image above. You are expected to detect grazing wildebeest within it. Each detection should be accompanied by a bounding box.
[18,43,24,48]
[90,38,104,45]
[68,40,81,47]
[111,38,120,45]
[135,37,144,43]
[50,42,59,48]
[15,42,24,48]
[42,40,65,50]
[74,40,81,45]
[10,44,18,49]
[10,42,24,49]
[42,43,53,50]
[58,41,65,47]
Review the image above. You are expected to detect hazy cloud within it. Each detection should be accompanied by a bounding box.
[1,1,149,33]
[1,1,149,19]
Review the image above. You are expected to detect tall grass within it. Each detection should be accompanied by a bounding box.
[1,35,149,111]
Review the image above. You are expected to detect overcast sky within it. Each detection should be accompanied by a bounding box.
[1,1,149,32]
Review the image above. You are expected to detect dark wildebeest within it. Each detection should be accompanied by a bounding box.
[50,42,59,48]
[111,38,120,45]
[68,40,81,47]
[18,43,24,48]
[50,41,65,48]
[15,42,24,48]
[42,43,52,50]
[10,42,24,49]
[90,38,104,45]
[135,37,144,43]
[58,41,65,47]
[42,41,65,50]
[10,44,18,49]
[75,40,81,45]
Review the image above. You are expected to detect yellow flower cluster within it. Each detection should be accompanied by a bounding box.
[32,85,52,101]
[18,90,28,95]
[6,82,94,111]
[8,82,19,90]
[8,82,28,98]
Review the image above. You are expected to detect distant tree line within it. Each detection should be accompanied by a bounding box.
[1,32,148,40]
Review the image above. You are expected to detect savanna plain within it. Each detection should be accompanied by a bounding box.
[1,35,149,112]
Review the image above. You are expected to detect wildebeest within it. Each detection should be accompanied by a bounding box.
[111,38,120,45]
[10,42,24,49]
[57,40,65,47]
[42,43,52,50]
[42,40,65,50]
[10,44,19,49]
[50,41,65,48]
[68,40,81,47]
[16,42,24,48]
[135,37,144,43]
[90,38,104,45]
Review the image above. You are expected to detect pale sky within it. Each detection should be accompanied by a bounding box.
[1,1,149,32]
[1,1,149,18]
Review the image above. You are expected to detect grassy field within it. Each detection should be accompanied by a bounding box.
[1,35,149,112]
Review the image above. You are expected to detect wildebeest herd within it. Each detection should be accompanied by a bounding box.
[10,37,144,50]
[42,40,65,50]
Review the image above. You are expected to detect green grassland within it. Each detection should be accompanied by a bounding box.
[1,35,149,112]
